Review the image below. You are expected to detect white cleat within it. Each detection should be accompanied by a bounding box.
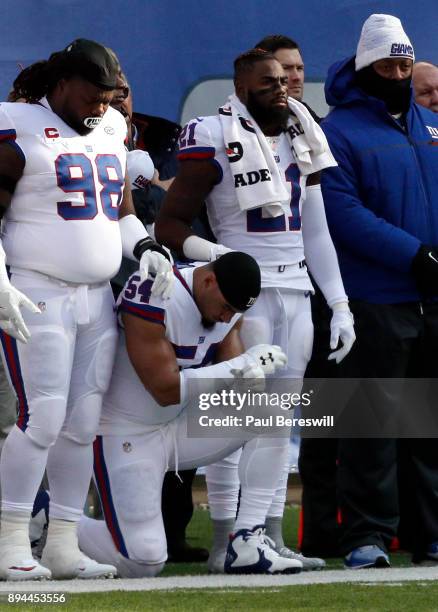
[0,556,52,581]
[224,525,303,574]
[0,511,51,580]
[42,547,116,580]
[277,546,326,571]
[71,556,116,580]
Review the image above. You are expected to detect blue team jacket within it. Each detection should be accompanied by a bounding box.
[321,56,438,303]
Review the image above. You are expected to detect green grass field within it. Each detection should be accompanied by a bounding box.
[3,583,438,612]
[0,506,426,612]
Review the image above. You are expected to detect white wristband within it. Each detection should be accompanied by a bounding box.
[182,235,216,261]
[182,235,231,262]
[119,214,148,261]
[331,300,350,312]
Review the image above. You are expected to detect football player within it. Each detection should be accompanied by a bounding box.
[155,49,355,572]
[0,39,173,580]
[78,252,303,577]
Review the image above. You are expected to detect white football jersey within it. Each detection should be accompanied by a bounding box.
[99,264,241,434]
[178,115,312,290]
[0,99,127,283]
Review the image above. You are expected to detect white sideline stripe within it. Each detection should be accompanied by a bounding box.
[1,567,438,592]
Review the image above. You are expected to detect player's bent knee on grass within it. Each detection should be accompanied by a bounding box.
[127,534,167,568]
[117,556,165,578]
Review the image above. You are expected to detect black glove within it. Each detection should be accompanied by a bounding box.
[133,236,171,262]
[411,245,438,296]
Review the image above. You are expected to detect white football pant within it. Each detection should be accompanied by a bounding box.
[78,406,290,578]
[206,288,313,521]
[0,269,117,520]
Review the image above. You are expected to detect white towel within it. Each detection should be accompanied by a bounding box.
[287,97,337,176]
[219,94,337,215]
[219,94,287,216]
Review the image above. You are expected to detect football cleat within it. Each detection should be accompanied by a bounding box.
[277,546,326,571]
[208,544,321,573]
[42,547,116,580]
[0,555,51,581]
[224,525,302,574]
[70,556,116,580]
[344,545,390,569]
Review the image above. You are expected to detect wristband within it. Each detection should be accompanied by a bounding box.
[331,300,350,312]
[133,237,171,262]
[182,235,231,262]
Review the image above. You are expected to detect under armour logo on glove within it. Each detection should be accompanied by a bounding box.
[259,352,274,366]
[245,344,287,376]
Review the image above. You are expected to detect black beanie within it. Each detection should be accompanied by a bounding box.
[212,252,261,311]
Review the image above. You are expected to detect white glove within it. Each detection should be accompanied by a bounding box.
[245,344,287,376]
[0,279,40,343]
[328,302,355,364]
[139,250,174,300]
[231,361,266,393]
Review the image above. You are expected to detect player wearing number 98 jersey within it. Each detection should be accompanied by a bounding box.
[155,49,355,571]
[0,39,173,582]
[0,101,126,283]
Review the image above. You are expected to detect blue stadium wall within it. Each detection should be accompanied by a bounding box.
[1,0,436,123]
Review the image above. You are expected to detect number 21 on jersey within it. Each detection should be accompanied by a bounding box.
[246,163,301,232]
[56,153,124,221]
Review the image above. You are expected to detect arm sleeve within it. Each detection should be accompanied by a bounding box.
[321,123,421,273]
[302,184,348,307]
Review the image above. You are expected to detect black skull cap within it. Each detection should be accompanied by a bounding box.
[212,251,261,312]
[55,38,120,90]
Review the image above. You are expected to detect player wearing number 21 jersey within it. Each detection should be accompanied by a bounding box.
[0,39,173,583]
[156,49,355,572]
[179,115,308,282]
